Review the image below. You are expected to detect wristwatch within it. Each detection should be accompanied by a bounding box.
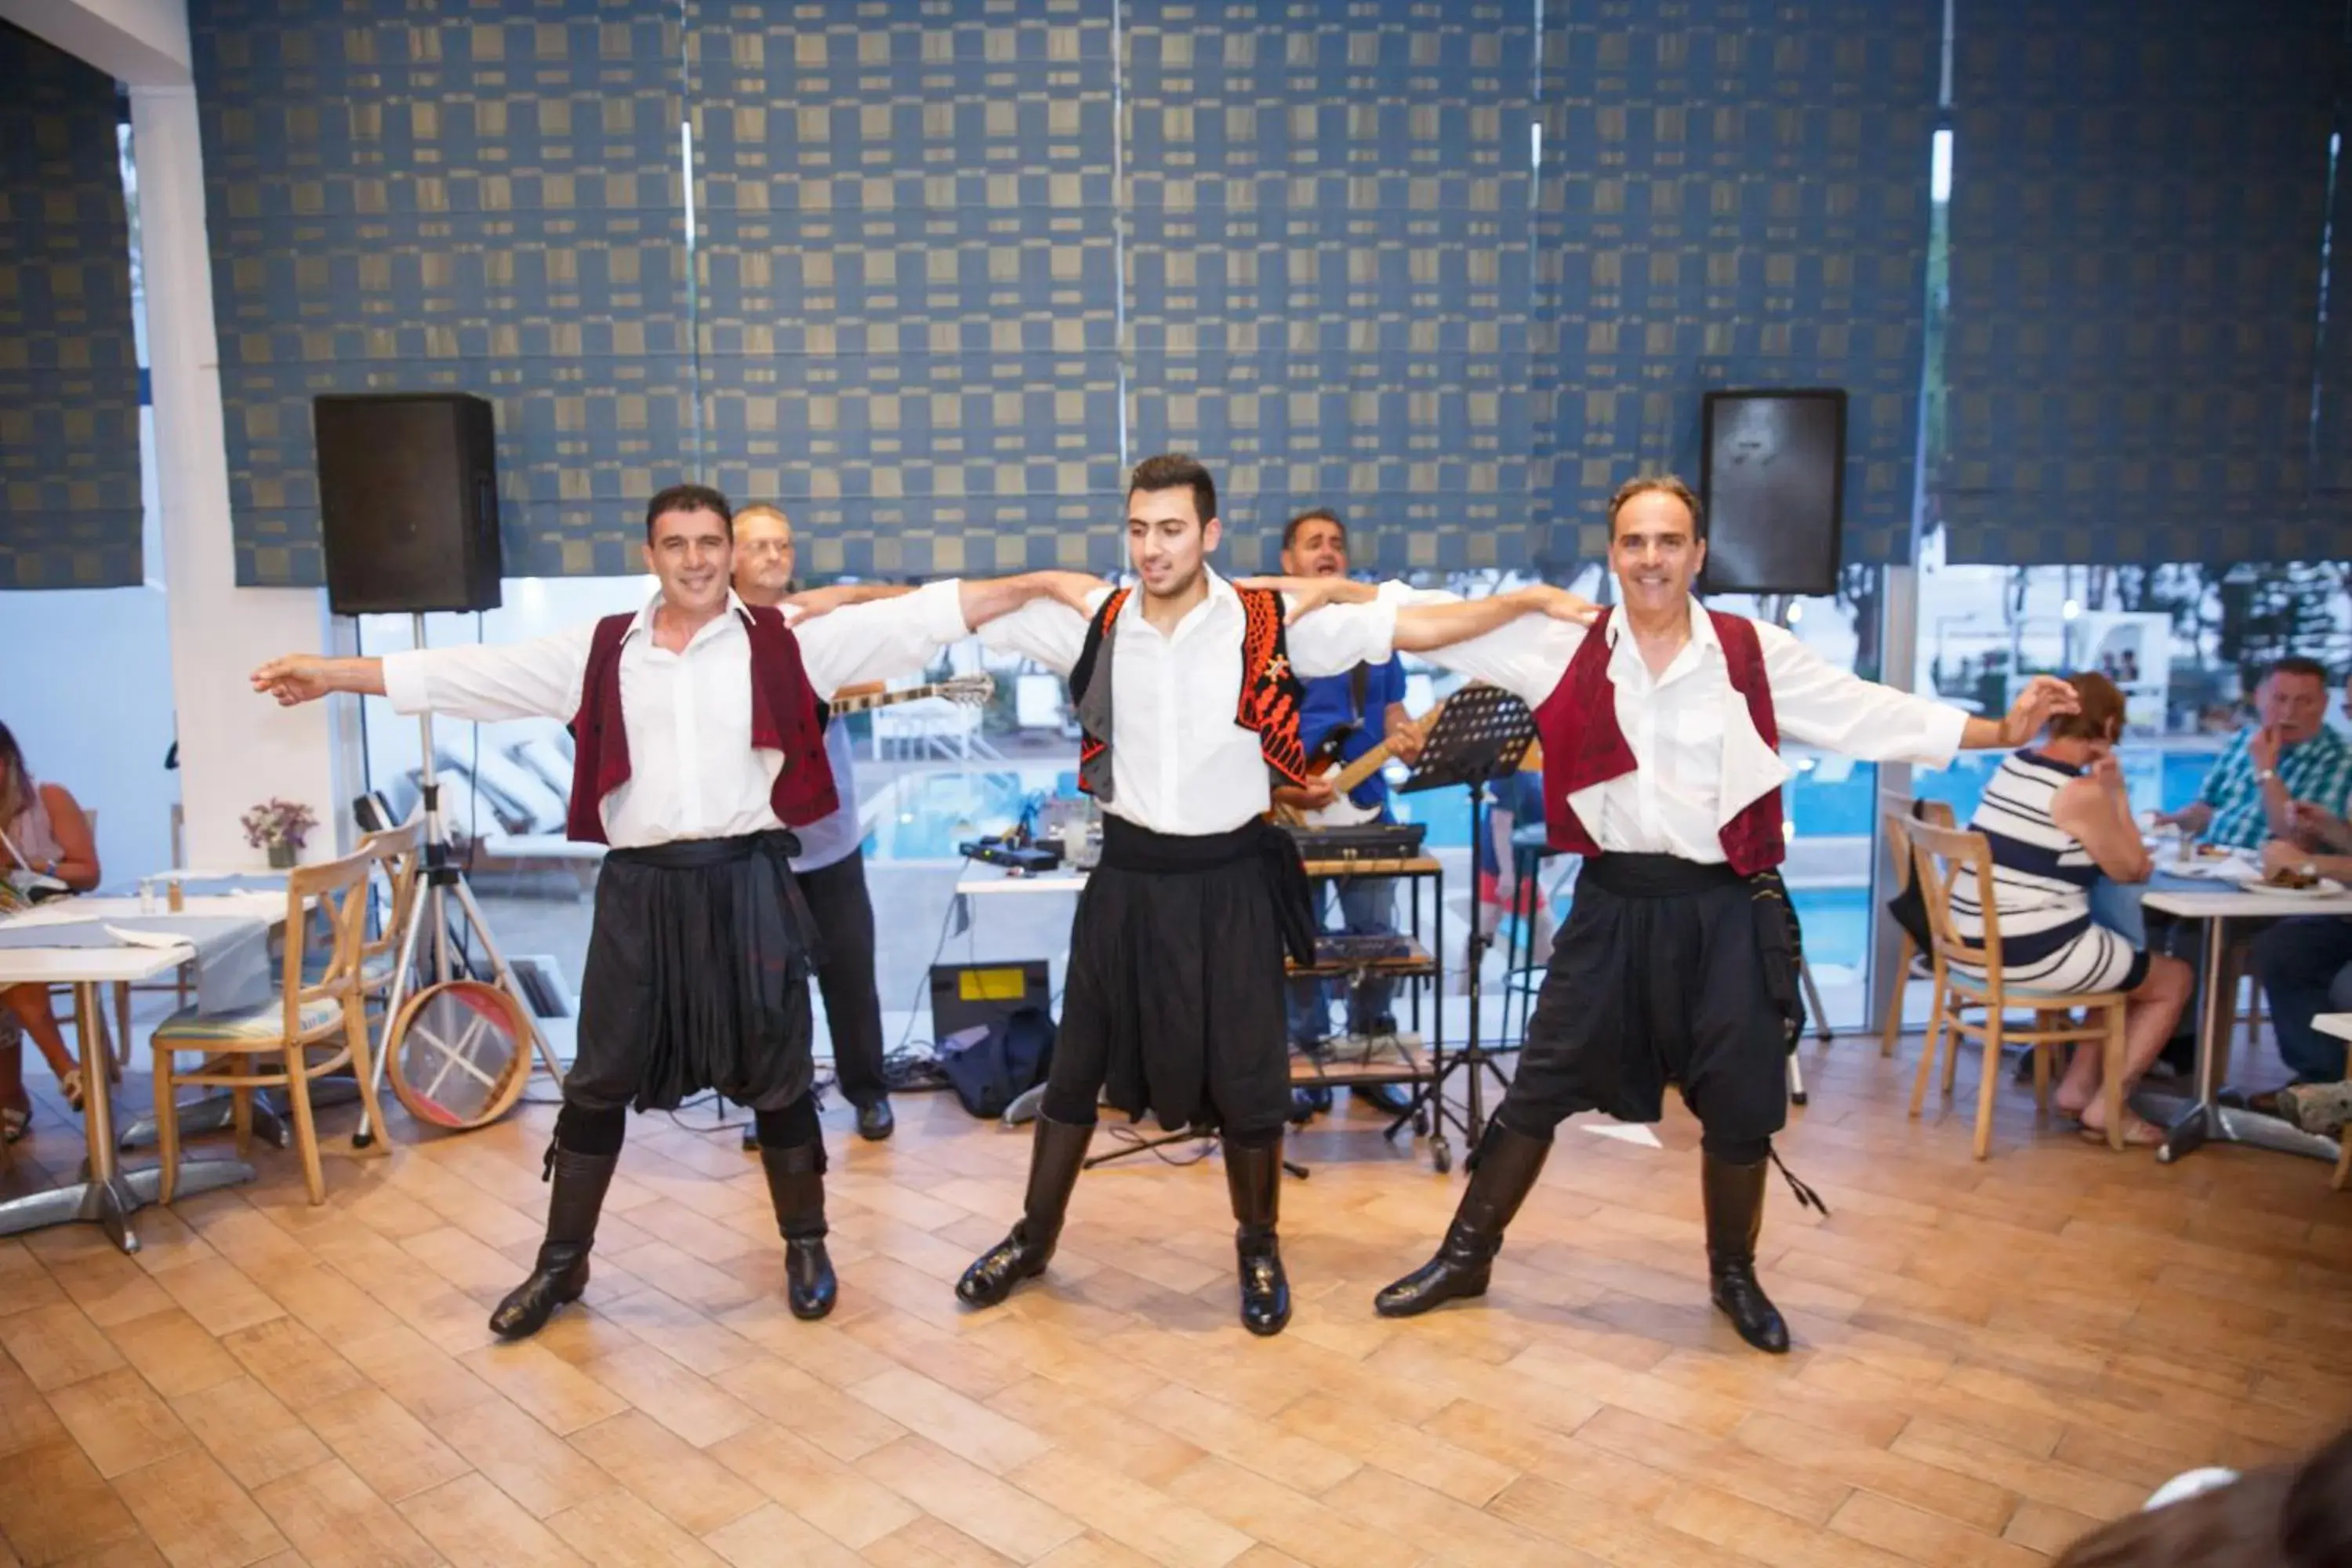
[2255,768,2278,784]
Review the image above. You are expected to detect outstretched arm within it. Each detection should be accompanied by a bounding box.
[1394,586,1597,653]
[255,622,598,723]
[1764,624,2078,764]
[959,571,1106,631]
[252,655,387,706]
[784,582,915,620]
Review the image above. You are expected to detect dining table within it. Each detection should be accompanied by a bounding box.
[0,892,285,1252]
[2127,862,2352,1167]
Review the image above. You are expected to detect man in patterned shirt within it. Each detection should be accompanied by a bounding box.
[2156,659,2352,851]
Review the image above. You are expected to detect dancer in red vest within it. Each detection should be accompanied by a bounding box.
[252,484,1089,1338]
[953,454,1591,1335]
[1367,475,2078,1352]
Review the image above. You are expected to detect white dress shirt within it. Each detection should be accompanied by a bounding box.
[382,580,968,848]
[1414,594,1969,863]
[779,599,862,873]
[982,569,1399,836]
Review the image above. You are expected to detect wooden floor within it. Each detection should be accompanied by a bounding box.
[1,1033,2347,1568]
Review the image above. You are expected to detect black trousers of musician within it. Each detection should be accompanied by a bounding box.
[490,833,839,1338]
[795,849,891,1109]
[958,818,1312,1335]
[1377,853,1804,1352]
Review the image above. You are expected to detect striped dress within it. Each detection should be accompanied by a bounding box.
[1949,750,2142,994]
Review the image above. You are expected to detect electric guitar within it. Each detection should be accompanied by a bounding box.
[827,673,994,716]
[1273,698,1447,828]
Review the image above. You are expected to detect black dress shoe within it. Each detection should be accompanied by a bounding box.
[759,1143,837,1322]
[855,1098,895,1142]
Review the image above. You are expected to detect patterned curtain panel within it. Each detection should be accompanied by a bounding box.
[193,0,691,584]
[691,1,1123,579]
[0,22,142,590]
[1534,0,1936,569]
[1940,0,2344,565]
[1124,0,1540,576]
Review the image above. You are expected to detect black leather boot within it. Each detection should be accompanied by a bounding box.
[491,1145,619,1339]
[1374,1123,1550,1317]
[1703,1152,1790,1354]
[956,1114,1092,1308]
[757,1142,836,1321]
[1224,1137,1291,1337]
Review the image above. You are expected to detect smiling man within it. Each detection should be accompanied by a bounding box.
[253,484,1088,1336]
[1364,474,2081,1355]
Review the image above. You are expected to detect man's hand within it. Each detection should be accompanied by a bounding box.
[2261,838,2311,880]
[1998,676,2081,747]
[1388,719,1426,765]
[2249,723,2281,774]
[1273,779,1338,814]
[251,655,336,707]
[1032,571,1108,613]
[1236,575,1378,622]
[2089,753,2125,793]
[2288,800,2352,851]
[1519,585,1602,626]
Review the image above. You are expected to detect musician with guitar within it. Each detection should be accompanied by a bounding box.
[1272,509,1425,1118]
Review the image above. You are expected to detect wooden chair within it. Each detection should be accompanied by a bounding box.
[307,817,425,1023]
[1878,798,1957,1058]
[1907,821,2133,1159]
[149,847,390,1204]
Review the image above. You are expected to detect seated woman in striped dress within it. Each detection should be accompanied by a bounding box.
[1952,673,2192,1146]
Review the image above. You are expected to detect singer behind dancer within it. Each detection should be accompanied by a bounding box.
[1351,475,2078,1353]
[730,503,906,1145]
[953,452,1594,1336]
[252,484,1089,1337]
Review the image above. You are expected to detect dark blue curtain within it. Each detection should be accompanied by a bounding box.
[193,0,691,583]
[1940,0,2345,564]
[691,0,1123,578]
[0,22,142,590]
[1535,0,1939,568]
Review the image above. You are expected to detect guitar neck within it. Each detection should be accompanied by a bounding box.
[1319,696,1445,797]
[829,684,947,716]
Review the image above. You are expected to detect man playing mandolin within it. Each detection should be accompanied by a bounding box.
[1275,508,1428,1115]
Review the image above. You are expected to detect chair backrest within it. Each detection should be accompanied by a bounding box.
[280,847,377,1036]
[1907,819,2003,975]
[1882,797,1957,895]
[356,815,426,971]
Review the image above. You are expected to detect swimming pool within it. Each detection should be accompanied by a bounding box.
[862,748,2227,866]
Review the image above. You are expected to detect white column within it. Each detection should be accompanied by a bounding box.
[132,83,354,866]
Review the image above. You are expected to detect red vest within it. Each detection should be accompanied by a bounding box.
[1534,607,1785,875]
[1071,584,1312,795]
[564,604,838,844]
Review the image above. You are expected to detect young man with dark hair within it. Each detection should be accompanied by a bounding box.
[253,485,1089,1336]
[1358,474,2079,1353]
[954,453,1592,1335]
[1273,506,1424,1117]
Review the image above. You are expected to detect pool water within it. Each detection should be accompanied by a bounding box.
[865,749,2226,973]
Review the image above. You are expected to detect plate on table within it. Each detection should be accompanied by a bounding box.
[2233,877,2347,898]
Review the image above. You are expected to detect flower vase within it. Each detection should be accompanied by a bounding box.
[267,843,297,869]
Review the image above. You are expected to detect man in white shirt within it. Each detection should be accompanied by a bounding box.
[730,503,904,1145]
[953,453,1591,1336]
[252,484,1086,1338]
[1357,475,2077,1354]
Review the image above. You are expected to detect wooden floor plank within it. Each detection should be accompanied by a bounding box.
[0,1038,2340,1568]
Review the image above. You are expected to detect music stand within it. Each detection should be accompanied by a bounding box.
[1395,683,1538,1170]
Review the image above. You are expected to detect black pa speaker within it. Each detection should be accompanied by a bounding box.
[1698,389,1846,597]
[314,393,503,616]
